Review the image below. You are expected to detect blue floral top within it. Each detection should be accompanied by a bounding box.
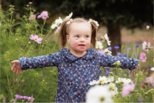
[19,48,138,102]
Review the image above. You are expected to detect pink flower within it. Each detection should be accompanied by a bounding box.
[142,41,153,53]
[152,83,154,87]
[139,52,147,62]
[98,49,105,54]
[29,14,36,20]
[54,28,60,34]
[122,81,135,97]
[37,11,49,19]
[29,34,43,44]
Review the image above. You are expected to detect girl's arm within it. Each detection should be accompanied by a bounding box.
[19,52,62,70]
[97,53,138,70]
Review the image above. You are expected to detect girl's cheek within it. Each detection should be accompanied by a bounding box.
[86,42,90,48]
[71,41,78,48]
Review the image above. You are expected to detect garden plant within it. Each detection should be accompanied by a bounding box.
[0,2,154,103]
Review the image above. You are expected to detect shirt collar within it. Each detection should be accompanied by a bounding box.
[60,48,97,61]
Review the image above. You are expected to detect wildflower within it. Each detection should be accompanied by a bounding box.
[139,53,147,62]
[96,41,103,49]
[54,27,60,34]
[105,67,110,70]
[136,44,140,48]
[98,49,105,54]
[16,38,18,40]
[142,41,153,53]
[15,94,23,99]
[151,67,154,71]
[123,53,127,57]
[113,60,121,66]
[138,99,144,102]
[122,81,135,97]
[55,17,63,25]
[89,80,99,85]
[104,34,111,46]
[37,11,49,19]
[29,14,36,20]
[127,47,131,51]
[146,25,150,29]
[51,24,57,29]
[147,65,151,68]
[86,85,114,103]
[88,19,99,27]
[100,36,105,43]
[104,48,112,55]
[109,83,118,96]
[65,12,73,19]
[105,71,110,76]
[108,47,112,50]
[99,76,108,84]
[29,34,43,44]
[114,46,119,49]
[117,52,121,56]
[28,41,31,44]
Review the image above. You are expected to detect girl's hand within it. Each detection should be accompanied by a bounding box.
[131,63,140,73]
[11,60,22,74]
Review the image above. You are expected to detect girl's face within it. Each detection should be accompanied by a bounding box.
[66,22,91,56]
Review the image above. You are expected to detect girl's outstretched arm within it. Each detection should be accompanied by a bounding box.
[97,53,139,71]
[14,52,62,71]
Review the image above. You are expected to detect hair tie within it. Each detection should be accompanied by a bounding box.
[66,19,73,25]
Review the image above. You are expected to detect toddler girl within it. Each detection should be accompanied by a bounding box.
[11,18,138,102]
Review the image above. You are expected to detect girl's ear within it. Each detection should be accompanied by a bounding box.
[66,35,69,42]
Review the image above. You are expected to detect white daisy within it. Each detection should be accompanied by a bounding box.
[99,76,108,84]
[96,41,103,49]
[104,34,111,46]
[104,48,112,55]
[151,67,154,71]
[55,17,63,25]
[51,24,57,29]
[65,12,73,19]
[86,85,114,103]
[89,80,99,85]
[109,83,118,96]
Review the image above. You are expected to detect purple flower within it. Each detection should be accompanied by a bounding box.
[117,52,121,56]
[105,67,110,70]
[138,99,143,102]
[37,11,49,19]
[114,46,119,49]
[108,47,112,50]
[123,53,127,57]
[15,94,23,99]
[136,44,140,48]
[127,47,131,51]
[29,14,36,20]
[23,96,29,100]
[105,71,110,76]
[147,65,151,68]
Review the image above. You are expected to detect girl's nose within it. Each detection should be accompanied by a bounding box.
[80,37,85,42]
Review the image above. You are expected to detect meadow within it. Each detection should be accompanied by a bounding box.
[0,3,154,102]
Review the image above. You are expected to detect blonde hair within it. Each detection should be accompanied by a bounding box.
[58,18,97,48]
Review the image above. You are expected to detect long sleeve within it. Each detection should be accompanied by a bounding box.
[97,53,138,70]
[19,52,62,70]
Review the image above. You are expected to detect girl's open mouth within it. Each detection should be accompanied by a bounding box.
[78,44,85,46]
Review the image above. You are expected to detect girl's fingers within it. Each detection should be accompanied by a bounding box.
[16,69,19,74]
[14,68,17,73]
[138,64,140,67]
[11,64,15,71]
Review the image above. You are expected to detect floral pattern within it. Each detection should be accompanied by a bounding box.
[19,48,138,102]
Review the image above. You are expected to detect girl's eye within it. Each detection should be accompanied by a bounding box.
[75,35,79,38]
[85,36,89,38]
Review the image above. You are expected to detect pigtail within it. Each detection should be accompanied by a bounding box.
[89,21,97,48]
[58,18,70,48]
